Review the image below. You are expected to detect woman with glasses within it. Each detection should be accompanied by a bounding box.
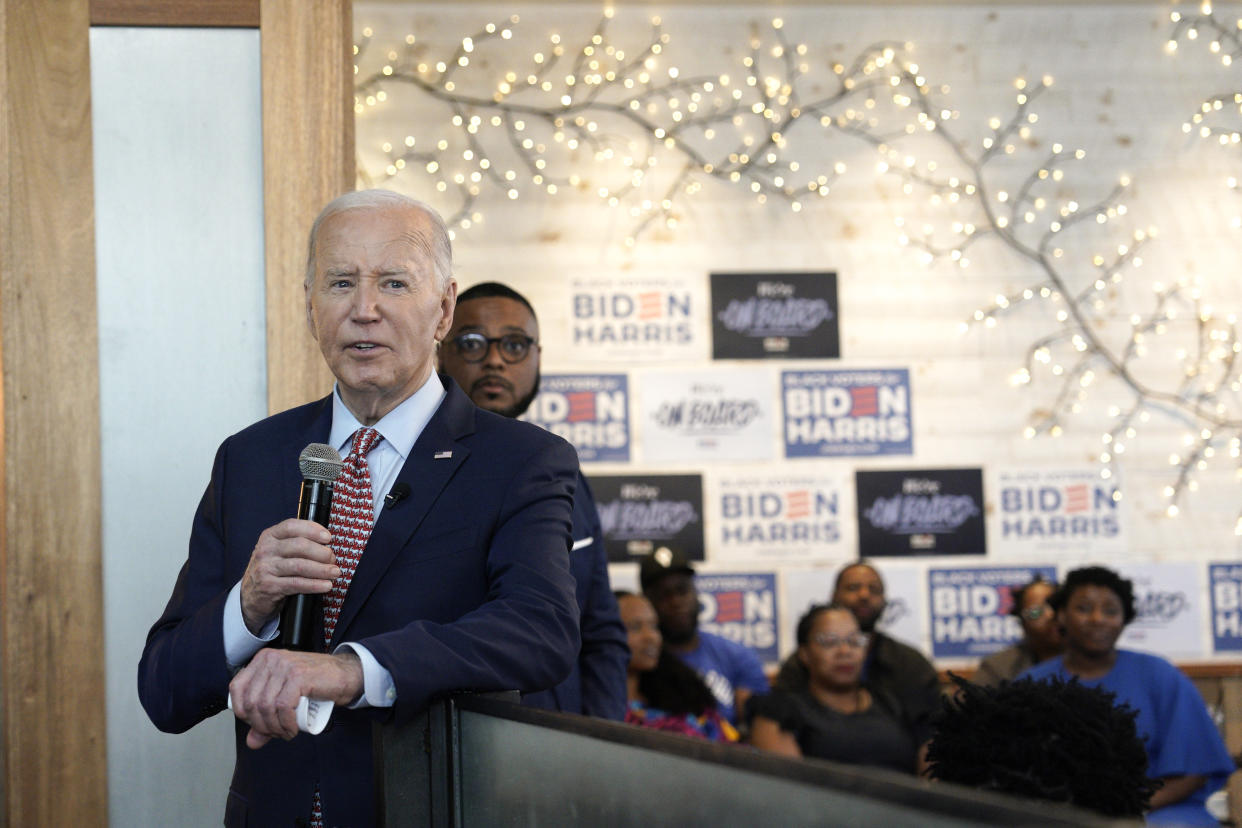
[1020,566,1235,826]
[973,576,1063,687]
[749,604,924,773]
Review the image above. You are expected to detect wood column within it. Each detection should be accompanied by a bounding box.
[0,1,106,825]
[261,0,355,415]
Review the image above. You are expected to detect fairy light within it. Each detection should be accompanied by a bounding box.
[355,12,920,240]
[354,8,1242,525]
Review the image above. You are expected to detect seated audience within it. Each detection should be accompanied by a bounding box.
[928,674,1155,817]
[774,561,940,739]
[1019,565,1234,826]
[750,604,924,774]
[615,591,737,743]
[640,549,769,725]
[974,575,1063,686]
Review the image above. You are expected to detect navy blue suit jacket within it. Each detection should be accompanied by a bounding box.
[521,472,628,720]
[138,380,581,827]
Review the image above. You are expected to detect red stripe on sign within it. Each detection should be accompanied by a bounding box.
[566,392,596,422]
[637,291,663,320]
[851,386,878,416]
[786,490,811,519]
[1065,484,1088,513]
[715,591,744,622]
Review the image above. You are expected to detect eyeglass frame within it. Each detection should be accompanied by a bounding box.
[446,332,539,364]
[810,631,871,650]
[1019,604,1053,622]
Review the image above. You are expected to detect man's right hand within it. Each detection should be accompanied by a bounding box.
[240,519,339,635]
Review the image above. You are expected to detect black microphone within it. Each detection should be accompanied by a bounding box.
[385,482,411,508]
[279,443,344,651]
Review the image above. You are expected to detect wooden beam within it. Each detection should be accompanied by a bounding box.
[1,1,106,824]
[91,0,259,28]
[261,0,354,414]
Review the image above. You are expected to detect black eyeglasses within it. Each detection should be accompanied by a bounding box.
[448,332,537,364]
[1020,604,1052,622]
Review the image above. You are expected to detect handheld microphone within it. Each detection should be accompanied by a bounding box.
[385,482,412,508]
[279,443,344,651]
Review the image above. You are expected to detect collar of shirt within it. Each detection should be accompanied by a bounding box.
[328,374,447,517]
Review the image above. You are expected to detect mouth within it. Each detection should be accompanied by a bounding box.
[348,341,383,353]
[472,376,513,394]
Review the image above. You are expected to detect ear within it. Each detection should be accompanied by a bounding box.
[797,646,810,670]
[435,280,458,343]
[305,282,317,341]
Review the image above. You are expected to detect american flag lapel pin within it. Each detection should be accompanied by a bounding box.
[434,450,453,459]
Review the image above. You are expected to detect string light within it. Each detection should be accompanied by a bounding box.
[355,14,915,239]
[354,9,1242,527]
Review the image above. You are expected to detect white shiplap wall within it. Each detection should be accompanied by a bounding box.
[354,3,1242,664]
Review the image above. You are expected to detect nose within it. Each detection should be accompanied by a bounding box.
[481,339,506,368]
[350,280,381,321]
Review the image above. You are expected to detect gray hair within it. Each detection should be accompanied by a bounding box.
[304,189,453,290]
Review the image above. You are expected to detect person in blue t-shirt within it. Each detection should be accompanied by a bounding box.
[1020,565,1235,827]
[640,548,769,725]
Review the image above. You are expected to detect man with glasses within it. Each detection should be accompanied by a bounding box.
[439,282,629,721]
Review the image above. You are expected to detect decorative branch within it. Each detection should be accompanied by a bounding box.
[1169,2,1242,231]
[355,14,908,243]
[355,8,1242,528]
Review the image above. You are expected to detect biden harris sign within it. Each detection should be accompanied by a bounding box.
[929,566,1057,659]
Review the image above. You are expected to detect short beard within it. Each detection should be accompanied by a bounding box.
[494,367,540,419]
[660,620,697,647]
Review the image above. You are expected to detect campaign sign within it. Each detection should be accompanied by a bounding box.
[782,369,913,458]
[570,276,702,361]
[715,474,848,561]
[525,373,630,463]
[1210,562,1242,652]
[711,271,839,359]
[590,474,704,563]
[995,468,1124,555]
[1115,562,1202,659]
[857,469,986,557]
[640,369,773,463]
[929,566,1057,659]
[697,572,779,664]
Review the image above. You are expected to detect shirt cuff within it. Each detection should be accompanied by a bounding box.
[223,581,279,671]
[334,642,397,708]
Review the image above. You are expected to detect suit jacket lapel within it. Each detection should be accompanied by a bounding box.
[330,382,476,646]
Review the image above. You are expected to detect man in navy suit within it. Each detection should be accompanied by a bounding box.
[138,190,581,826]
[439,282,628,720]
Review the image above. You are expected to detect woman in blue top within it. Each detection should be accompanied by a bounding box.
[1020,566,1235,826]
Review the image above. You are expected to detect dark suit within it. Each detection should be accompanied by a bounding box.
[522,472,628,720]
[137,380,581,826]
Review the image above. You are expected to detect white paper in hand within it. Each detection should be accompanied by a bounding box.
[226,693,334,735]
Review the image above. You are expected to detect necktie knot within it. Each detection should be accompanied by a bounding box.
[350,426,381,459]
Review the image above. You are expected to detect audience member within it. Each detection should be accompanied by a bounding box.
[438,281,628,720]
[616,591,737,742]
[773,561,940,737]
[640,548,769,725]
[928,674,1156,817]
[973,575,1063,687]
[750,604,924,774]
[1020,565,1234,826]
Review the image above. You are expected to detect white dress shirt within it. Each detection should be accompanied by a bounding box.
[223,373,447,708]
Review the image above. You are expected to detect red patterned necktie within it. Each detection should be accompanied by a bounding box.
[322,426,381,647]
[311,426,380,828]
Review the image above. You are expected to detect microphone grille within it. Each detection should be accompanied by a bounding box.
[299,443,344,482]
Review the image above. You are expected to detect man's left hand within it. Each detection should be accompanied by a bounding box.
[229,649,364,749]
